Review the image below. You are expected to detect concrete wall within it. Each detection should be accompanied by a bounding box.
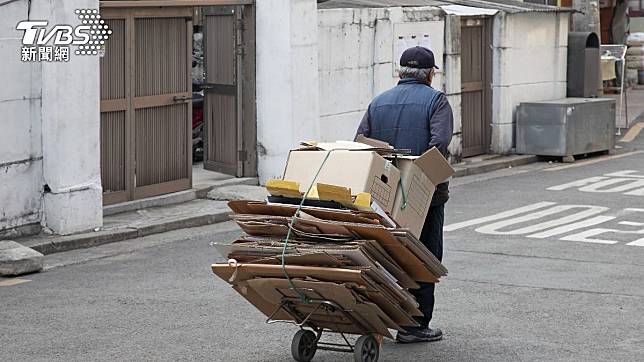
[316,7,461,156]
[491,11,569,153]
[0,0,102,235]
[0,1,43,236]
[571,0,601,34]
[254,4,570,181]
[632,17,644,33]
[315,7,569,157]
[256,0,320,184]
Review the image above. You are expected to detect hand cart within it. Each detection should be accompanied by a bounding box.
[266,288,382,362]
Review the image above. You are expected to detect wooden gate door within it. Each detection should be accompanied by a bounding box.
[461,17,492,158]
[100,7,193,205]
[202,5,251,176]
[100,15,129,205]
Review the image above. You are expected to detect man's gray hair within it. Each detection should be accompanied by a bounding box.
[399,66,433,83]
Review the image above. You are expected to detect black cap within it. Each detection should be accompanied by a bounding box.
[400,46,439,69]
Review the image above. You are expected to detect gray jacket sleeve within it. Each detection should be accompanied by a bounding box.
[355,106,371,139]
[428,94,454,157]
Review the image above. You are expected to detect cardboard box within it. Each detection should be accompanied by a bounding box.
[283,147,400,213]
[391,147,454,238]
[282,139,453,238]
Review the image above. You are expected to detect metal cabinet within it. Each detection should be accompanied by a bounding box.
[516,98,616,157]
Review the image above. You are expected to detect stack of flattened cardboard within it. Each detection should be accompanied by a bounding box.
[212,200,448,339]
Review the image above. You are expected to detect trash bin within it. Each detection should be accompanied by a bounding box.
[567,32,600,97]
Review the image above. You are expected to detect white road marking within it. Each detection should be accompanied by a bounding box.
[444,202,556,232]
[475,205,609,236]
[624,188,644,196]
[619,221,644,227]
[560,228,621,244]
[527,215,616,239]
[625,208,644,212]
[448,203,644,246]
[627,238,644,246]
[548,170,644,196]
[578,178,644,193]
[605,170,644,179]
[546,176,610,191]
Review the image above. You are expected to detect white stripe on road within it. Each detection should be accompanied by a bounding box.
[625,188,644,196]
[624,208,644,213]
[527,215,616,239]
[560,228,621,244]
[619,221,644,227]
[578,178,644,193]
[475,205,608,235]
[547,176,610,191]
[604,170,644,179]
[627,238,644,246]
[444,202,556,232]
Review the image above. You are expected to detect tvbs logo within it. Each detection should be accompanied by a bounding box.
[17,9,111,62]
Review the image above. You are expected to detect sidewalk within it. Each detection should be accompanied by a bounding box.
[452,154,538,177]
[18,199,231,255]
[103,164,257,216]
[606,86,644,130]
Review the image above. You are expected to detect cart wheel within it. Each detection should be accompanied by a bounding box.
[354,335,379,362]
[291,330,317,362]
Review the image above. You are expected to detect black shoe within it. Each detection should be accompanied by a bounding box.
[395,327,443,343]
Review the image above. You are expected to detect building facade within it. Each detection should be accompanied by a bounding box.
[0,0,571,236]
[256,0,571,183]
[1,0,102,236]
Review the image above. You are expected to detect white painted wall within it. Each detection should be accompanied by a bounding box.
[0,0,43,234]
[632,17,644,33]
[254,4,570,180]
[491,11,569,154]
[317,7,449,144]
[0,0,102,235]
[316,7,469,162]
[256,0,320,184]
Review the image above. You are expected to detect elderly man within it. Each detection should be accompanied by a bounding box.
[356,46,453,343]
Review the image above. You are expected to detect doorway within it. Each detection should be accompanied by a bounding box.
[99,2,256,206]
[460,17,492,158]
[202,5,257,177]
[100,7,193,205]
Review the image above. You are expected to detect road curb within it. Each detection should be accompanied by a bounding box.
[453,155,539,177]
[23,211,232,255]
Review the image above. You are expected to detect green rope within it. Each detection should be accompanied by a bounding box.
[398,177,408,210]
[280,149,335,304]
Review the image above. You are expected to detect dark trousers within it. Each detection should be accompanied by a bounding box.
[410,204,444,328]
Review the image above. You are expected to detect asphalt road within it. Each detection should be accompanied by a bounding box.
[2,133,644,361]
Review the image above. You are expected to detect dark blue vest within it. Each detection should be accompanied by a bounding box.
[367,78,442,156]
